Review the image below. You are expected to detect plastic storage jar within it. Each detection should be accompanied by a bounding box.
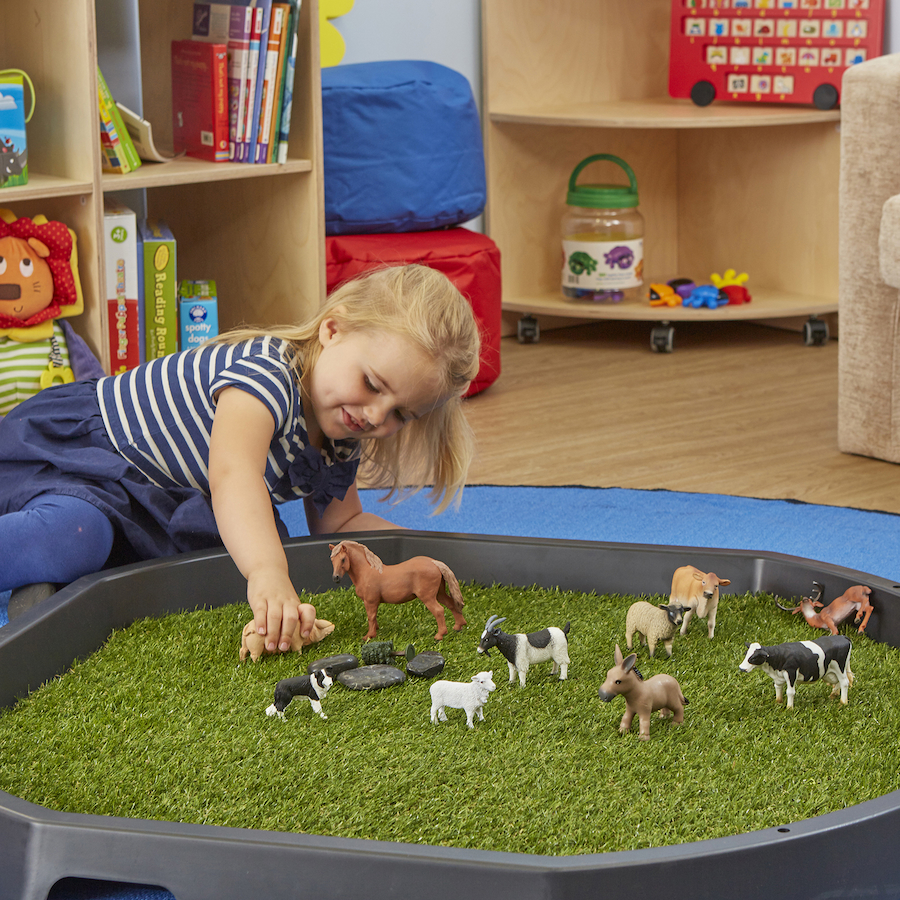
[561,154,644,303]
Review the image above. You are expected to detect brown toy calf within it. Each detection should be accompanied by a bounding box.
[598,644,688,740]
[239,617,335,662]
[669,565,731,639]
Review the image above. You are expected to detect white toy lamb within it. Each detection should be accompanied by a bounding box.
[429,671,496,728]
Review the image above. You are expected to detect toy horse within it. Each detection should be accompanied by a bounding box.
[329,540,466,641]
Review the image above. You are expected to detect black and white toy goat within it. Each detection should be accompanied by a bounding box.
[477,615,571,687]
[265,668,334,720]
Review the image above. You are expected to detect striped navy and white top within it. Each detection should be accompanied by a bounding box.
[97,336,360,514]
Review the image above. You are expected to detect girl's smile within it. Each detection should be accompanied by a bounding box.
[306,318,445,444]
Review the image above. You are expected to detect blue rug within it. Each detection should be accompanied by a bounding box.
[3,485,899,900]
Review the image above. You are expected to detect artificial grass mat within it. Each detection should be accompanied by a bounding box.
[1,583,899,857]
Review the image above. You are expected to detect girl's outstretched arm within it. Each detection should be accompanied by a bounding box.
[209,386,315,652]
[305,481,402,535]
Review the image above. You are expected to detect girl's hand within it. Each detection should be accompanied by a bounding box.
[247,567,317,652]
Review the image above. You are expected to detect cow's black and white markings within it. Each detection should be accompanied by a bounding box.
[739,635,853,708]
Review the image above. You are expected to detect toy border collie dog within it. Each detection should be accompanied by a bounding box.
[265,668,334,720]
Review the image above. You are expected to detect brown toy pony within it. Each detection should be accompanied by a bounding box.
[239,617,335,662]
[777,581,874,636]
[329,540,466,641]
[597,644,688,740]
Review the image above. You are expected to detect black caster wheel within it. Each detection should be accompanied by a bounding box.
[651,324,675,353]
[517,315,540,343]
[690,80,716,107]
[803,316,829,346]
[812,84,839,111]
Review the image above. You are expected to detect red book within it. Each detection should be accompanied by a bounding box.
[171,39,229,162]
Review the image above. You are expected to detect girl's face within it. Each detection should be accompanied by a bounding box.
[307,317,445,442]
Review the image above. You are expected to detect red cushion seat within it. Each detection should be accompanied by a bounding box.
[325,228,501,396]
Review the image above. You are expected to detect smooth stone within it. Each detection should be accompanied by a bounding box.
[406,651,445,678]
[308,653,360,675]
[338,664,406,691]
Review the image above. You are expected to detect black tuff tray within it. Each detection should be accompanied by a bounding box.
[2,531,900,900]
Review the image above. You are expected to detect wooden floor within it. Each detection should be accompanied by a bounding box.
[463,319,900,516]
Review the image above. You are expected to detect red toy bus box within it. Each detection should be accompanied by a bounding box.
[668,0,885,109]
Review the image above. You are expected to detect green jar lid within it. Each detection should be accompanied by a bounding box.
[566,154,639,209]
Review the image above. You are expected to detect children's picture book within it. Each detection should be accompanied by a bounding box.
[138,218,178,361]
[243,0,273,163]
[0,70,31,188]
[255,3,289,163]
[171,39,230,162]
[275,0,302,164]
[191,3,254,162]
[115,102,181,163]
[103,198,141,373]
[97,66,142,175]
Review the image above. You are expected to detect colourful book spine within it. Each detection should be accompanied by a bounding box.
[239,6,264,162]
[97,66,142,174]
[275,1,301,165]
[171,39,230,163]
[254,4,286,163]
[245,0,273,162]
[138,218,178,360]
[103,198,140,373]
[264,3,291,163]
[191,3,254,162]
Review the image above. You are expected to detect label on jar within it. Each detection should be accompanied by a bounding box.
[562,238,644,291]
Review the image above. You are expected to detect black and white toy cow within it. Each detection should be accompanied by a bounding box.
[477,615,570,687]
[265,668,334,720]
[739,635,853,709]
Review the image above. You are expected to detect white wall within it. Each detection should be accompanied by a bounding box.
[332,0,482,106]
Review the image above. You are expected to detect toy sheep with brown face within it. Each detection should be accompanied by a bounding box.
[598,644,688,740]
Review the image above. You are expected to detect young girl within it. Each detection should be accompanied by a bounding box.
[0,264,481,650]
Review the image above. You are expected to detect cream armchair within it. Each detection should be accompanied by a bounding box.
[838,53,900,464]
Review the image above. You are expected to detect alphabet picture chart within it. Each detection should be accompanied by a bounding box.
[668,0,885,108]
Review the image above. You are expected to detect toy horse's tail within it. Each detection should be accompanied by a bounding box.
[433,560,465,611]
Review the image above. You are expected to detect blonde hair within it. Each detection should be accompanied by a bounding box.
[214,264,481,513]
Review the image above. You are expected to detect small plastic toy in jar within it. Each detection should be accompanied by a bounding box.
[561,154,644,303]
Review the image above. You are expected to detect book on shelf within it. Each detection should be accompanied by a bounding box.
[241,0,273,163]
[138,218,178,361]
[97,66,142,175]
[0,70,31,188]
[171,39,230,163]
[191,2,254,162]
[275,0,302,164]
[233,4,260,162]
[116,102,181,163]
[103,198,141,373]
[255,3,289,163]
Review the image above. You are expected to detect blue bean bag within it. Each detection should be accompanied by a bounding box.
[322,61,486,235]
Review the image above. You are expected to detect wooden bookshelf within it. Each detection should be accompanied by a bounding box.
[482,0,842,346]
[0,0,324,371]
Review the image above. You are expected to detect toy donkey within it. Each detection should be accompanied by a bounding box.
[597,644,688,740]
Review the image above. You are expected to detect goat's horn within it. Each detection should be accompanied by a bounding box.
[484,615,506,630]
[774,598,797,612]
